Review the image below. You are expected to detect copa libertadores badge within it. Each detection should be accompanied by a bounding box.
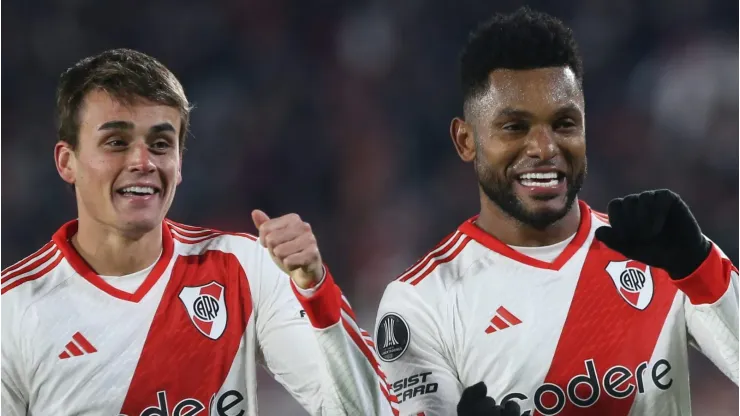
[179,281,228,340]
[376,312,409,362]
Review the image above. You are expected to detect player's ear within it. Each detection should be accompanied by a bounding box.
[55,141,76,185]
[450,117,476,162]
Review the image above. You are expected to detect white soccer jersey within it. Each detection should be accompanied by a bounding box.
[375,201,738,416]
[2,219,399,416]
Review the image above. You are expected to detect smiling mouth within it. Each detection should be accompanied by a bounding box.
[116,186,161,197]
[516,172,566,188]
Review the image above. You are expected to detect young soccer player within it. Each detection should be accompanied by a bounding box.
[2,48,398,416]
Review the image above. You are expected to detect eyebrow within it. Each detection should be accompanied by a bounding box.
[495,108,534,119]
[494,103,582,119]
[150,123,176,134]
[98,121,176,134]
[553,103,582,117]
[98,120,134,131]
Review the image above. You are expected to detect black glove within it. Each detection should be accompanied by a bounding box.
[457,381,522,416]
[594,189,711,280]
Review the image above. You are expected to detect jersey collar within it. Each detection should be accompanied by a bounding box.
[52,220,174,302]
[458,200,592,271]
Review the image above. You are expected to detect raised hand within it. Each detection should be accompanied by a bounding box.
[252,210,324,289]
[595,189,711,280]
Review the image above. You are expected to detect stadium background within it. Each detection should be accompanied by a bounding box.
[2,0,737,413]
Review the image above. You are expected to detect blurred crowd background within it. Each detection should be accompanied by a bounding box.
[2,0,737,413]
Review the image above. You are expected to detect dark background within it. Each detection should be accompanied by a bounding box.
[2,0,737,413]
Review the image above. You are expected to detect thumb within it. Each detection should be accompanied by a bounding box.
[252,209,270,230]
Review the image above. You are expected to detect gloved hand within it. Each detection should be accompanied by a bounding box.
[594,189,711,280]
[457,381,522,416]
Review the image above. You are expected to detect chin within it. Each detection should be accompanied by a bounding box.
[523,200,574,228]
[523,195,568,212]
[480,174,578,230]
[499,192,569,229]
[118,216,163,235]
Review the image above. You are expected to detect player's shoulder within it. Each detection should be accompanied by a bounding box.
[166,219,260,255]
[388,227,484,294]
[1,239,70,307]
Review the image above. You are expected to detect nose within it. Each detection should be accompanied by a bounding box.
[127,141,156,173]
[524,125,559,161]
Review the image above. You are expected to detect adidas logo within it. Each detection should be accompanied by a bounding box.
[59,332,97,359]
[484,306,522,334]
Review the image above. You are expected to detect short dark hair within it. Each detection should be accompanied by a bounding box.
[56,48,192,151]
[459,7,583,109]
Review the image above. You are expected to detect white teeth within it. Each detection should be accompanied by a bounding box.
[520,179,559,188]
[518,172,561,188]
[120,186,155,195]
[519,172,558,180]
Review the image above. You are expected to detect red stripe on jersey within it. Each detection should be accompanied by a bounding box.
[72,332,98,354]
[398,232,461,282]
[2,241,55,278]
[378,380,397,403]
[171,232,222,245]
[400,231,457,277]
[341,317,399,414]
[341,299,358,322]
[119,251,252,414]
[672,244,736,305]
[167,220,258,241]
[1,250,64,295]
[168,223,260,246]
[594,214,609,224]
[170,227,222,240]
[340,300,394,387]
[1,243,57,283]
[171,228,214,238]
[399,232,462,282]
[593,210,609,221]
[409,237,472,286]
[361,329,374,342]
[379,382,401,416]
[52,220,174,303]
[459,201,592,271]
[537,239,678,416]
[166,221,207,231]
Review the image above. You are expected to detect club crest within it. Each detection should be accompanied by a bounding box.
[179,281,227,340]
[606,260,654,310]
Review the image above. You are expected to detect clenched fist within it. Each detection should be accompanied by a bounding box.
[594,189,711,280]
[252,209,324,289]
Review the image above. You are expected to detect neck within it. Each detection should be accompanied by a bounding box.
[72,218,163,276]
[476,194,581,247]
